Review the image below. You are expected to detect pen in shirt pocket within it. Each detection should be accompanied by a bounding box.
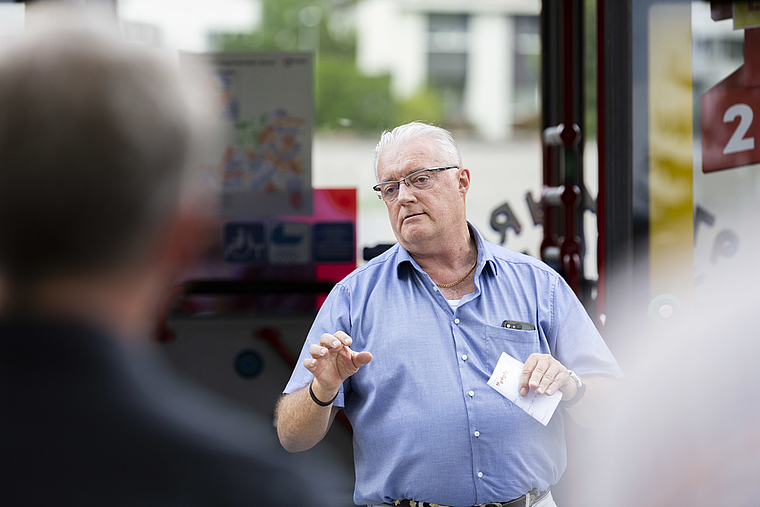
[501,320,536,331]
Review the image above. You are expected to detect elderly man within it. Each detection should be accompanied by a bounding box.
[0,7,333,506]
[276,122,622,507]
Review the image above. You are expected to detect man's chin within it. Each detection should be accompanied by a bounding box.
[397,225,434,247]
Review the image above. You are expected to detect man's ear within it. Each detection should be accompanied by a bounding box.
[458,167,471,195]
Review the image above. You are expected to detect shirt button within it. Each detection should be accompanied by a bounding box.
[433,286,439,291]
[468,390,474,397]
[477,472,483,478]
[474,431,480,437]
[461,354,468,361]
[454,318,460,324]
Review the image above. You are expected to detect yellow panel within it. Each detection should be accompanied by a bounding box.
[648,4,694,303]
[734,2,760,29]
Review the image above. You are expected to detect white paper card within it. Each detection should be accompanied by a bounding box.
[487,352,562,426]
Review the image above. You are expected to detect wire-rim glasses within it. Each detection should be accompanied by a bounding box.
[373,165,458,202]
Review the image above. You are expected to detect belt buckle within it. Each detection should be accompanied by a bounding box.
[526,488,548,507]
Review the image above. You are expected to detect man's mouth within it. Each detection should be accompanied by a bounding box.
[403,213,425,222]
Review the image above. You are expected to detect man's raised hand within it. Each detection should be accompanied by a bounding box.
[305,331,372,397]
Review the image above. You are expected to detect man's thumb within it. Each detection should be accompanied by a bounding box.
[353,351,373,367]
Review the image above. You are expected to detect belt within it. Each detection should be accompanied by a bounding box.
[392,488,550,507]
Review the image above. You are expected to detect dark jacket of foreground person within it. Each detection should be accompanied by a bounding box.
[0,319,332,506]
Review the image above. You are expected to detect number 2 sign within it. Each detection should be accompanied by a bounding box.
[702,82,760,173]
[702,26,760,173]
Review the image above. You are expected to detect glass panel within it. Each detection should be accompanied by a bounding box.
[117,0,543,263]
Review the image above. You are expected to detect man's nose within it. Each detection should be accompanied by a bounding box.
[396,181,417,203]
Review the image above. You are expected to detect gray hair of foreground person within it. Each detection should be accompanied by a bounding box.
[372,121,464,181]
[0,12,209,288]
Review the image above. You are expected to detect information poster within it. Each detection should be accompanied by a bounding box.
[185,52,313,217]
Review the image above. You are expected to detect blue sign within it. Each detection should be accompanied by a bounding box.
[269,222,311,264]
[314,222,355,262]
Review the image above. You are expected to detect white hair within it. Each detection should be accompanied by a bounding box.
[372,122,463,181]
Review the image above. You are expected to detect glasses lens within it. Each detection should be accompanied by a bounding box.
[379,182,400,201]
[408,171,435,190]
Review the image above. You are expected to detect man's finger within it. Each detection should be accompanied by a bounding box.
[308,343,329,358]
[519,355,539,396]
[528,359,549,390]
[544,372,566,396]
[334,331,352,346]
[319,333,342,349]
[536,364,562,394]
[303,357,318,372]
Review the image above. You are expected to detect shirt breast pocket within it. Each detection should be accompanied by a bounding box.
[484,324,540,369]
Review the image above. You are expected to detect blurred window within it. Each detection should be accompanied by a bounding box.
[513,15,540,128]
[427,13,468,124]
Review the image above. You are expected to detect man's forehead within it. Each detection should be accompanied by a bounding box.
[378,141,447,179]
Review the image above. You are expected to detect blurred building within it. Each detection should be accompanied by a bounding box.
[691,1,743,97]
[355,0,540,140]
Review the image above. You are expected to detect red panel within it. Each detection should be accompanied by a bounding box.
[702,65,760,173]
[745,28,760,88]
[710,1,733,22]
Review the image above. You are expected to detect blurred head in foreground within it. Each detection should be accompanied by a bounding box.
[0,4,212,337]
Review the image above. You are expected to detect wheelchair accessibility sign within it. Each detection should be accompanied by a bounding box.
[223,222,266,263]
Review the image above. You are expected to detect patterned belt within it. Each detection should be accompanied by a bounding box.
[392,488,550,507]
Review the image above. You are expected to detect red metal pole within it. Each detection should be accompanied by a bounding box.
[560,0,581,296]
[596,0,606,324]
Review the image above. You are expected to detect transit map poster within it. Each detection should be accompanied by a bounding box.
[184,51,314,217]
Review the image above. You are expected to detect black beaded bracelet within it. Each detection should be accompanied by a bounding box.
[308,379,338,407]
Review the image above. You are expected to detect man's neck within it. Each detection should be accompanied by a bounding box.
[408,222,477,272]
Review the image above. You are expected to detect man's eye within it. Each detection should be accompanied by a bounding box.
[411,175,430,185]
[382,185,398,197]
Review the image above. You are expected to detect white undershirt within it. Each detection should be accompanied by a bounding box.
[447,299,460,309]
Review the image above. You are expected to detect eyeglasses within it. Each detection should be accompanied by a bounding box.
[373,165,458,202]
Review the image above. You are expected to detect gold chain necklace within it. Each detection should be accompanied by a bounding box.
[435,261,477,288]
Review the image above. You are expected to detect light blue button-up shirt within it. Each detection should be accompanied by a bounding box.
[285,226,622,506]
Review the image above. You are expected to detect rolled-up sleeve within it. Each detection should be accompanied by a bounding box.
[283,284,353,407]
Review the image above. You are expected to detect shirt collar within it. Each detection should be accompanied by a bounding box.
[394,222,498,278]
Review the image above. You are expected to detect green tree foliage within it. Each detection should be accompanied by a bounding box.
[218,0,354,57]
[394,87,445,127]
[315,55,395,131]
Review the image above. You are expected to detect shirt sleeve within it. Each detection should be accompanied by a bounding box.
[282,283,352,407]
[551,275,624,378]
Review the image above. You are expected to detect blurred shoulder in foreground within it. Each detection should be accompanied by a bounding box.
[571,263,760,507]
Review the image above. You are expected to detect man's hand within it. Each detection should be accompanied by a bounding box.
[519,353,577,400]
[305,331,372,400]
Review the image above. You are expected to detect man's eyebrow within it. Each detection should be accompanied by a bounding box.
[383,167,428,181]
[378,171,409,183]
